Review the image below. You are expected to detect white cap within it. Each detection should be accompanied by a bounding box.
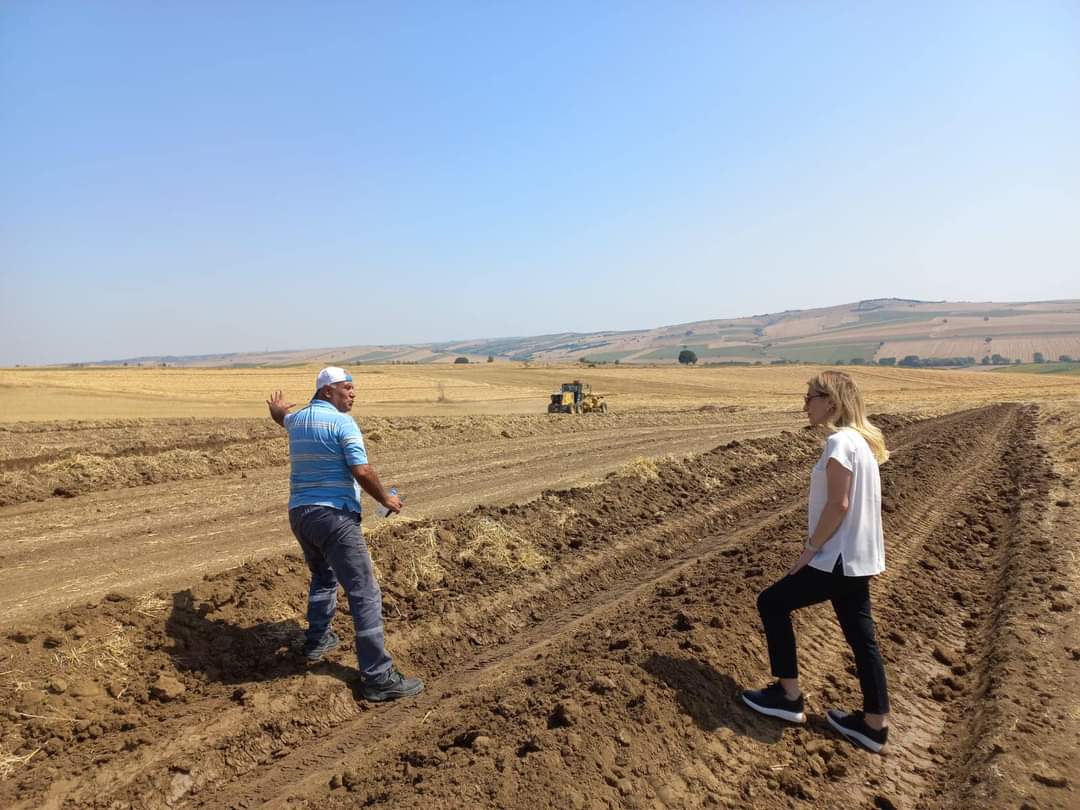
[315,366,353,391]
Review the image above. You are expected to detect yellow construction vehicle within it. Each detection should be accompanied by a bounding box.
[547,380,608,414]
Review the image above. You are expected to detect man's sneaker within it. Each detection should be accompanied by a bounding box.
[302,629,340,662]
[741,682,806,723]
[826,709,888,753]
[359,669,424,702]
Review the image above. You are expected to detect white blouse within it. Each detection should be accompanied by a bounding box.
[807,427,885,577]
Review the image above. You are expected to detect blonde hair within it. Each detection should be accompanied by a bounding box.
[807,370,889,464]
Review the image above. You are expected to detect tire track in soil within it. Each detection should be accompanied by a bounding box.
[199,504,809,809]
[2,408,1035,810]
[304,405,1024,810]
[752,404,1023,808]
[40,434,820,809]
[178,408,1014,809]
[926,405,1079,809]
[1,417,824,808]
[616,403,1042,810]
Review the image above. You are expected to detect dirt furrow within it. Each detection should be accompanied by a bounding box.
[1,424,824,808]
[0,412,786,506]
[198,506,810,809]
[0,417,799,624]
[796,405,1020,807]
[6,405,1073,810]
[178,409,1006,808]
[278,405,1028,809]
[587,404,1020,809]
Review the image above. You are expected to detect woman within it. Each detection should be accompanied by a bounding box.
[741,370,891,752]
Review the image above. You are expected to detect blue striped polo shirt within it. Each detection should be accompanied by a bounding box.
[284,399,368,513]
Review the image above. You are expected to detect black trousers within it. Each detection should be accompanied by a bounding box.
[756,558,890,714]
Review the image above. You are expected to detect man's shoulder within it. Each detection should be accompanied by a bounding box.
[311,403,361,434]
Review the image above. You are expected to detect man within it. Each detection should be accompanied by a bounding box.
[266,366,423,702]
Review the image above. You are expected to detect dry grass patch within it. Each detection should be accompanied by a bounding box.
[457,517,548,573]
[2,669,33,695]
[401,525,446,590]
[368,518,446,592]
[134,594,169,618]
[0,744,41,782]
[51,624,135,674]
[617,455,675,482]
[551,504,579,533]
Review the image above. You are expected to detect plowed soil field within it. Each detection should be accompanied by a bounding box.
[2,404,1079,809]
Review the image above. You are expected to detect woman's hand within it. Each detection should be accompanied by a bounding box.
[787,546,817,577]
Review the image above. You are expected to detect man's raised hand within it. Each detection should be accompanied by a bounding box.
[266,390,297,426]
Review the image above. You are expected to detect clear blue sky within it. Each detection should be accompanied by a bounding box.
[2,2,1078,365]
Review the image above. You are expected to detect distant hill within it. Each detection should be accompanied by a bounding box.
[90,298,1080,368]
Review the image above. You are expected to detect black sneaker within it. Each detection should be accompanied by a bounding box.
[359,669,424,702]
[741,682,806,723]
[826,709,888,753]
[302,629,340,662]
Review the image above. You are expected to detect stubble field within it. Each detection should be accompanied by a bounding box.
[1,364,1078,809]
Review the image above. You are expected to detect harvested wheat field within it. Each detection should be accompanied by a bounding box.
[1,365,1079,809]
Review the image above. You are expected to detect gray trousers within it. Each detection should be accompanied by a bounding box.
[288,505,393,680]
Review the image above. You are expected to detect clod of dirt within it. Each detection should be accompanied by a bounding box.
[516,736,542,757]
[1049,599,1073,613]
[548,701,580,729]
[440,729,486,750]
[8,630,34,643]
[150,674,186,701]
[471,735,494,754]
[566,788,587,809]
[827,761,848,779]
[780,772,816,800]
[45,677,68,694]
[744,566,764,577]
[69,680,104,699]
[342,769,361,791]
[804,739,834,761]
[1032,770,1068,788]
[931,646,955,666]
[590,675,617,694]
[673,612,694,631]
[1055,499,1072,507]
[888,630,906,645]
[873,795,900,810]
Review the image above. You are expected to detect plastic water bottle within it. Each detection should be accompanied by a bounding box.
[378,487,399,518]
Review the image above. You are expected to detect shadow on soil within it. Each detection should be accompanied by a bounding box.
[165,589,357,688]
[642,654,784,744]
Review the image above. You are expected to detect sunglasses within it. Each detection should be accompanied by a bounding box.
[803,393,828,404]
